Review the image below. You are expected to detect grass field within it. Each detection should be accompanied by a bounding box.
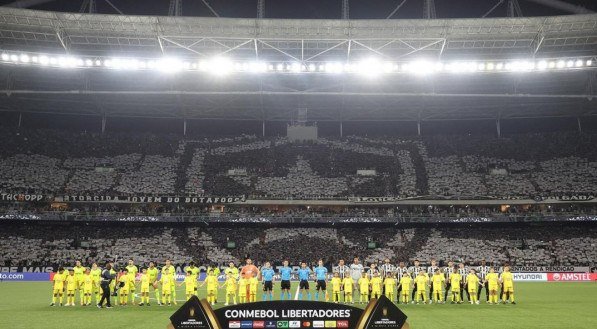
[0,282,595,328]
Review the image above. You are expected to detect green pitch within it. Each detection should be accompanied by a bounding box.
[0,282,595,329]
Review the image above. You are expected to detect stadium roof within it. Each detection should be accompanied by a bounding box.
[0,7,596,122]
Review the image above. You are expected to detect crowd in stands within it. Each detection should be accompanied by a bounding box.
[0,128,596,199]
[415,225,597,266]
[1,222,594,268]
[1,202,596,224]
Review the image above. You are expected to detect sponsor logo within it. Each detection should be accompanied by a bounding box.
[0,272,49,281]
[336,320,349,328]
[277,321,289,328]
[253,320,265,328]
[512,273,547,281]
[313,321,325,328]
[241,320,254,328]
[229,321,241,328]
[265,321,277,328]
[289,321,300,328]
[302,321,311,328]
[548,273,597,282]
[324,321,337,328]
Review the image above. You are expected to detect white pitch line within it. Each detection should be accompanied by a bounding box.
[294,282,300,300]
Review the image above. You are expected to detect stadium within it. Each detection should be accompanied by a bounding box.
[0,0,596,328]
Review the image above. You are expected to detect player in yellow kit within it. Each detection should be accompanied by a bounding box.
[147,262,161,305]
[160,268,174,306]
[138,268,151,306]
[72,261,86,306]
[118,268,131,306]
[330,272,342,303]
[207,264,221,303]
[89,263,102,304]
[342,275,354,304]
[126,259,138,304]
[414,271,429,304]
[500,266,516,304]
[51,267,66,306]
[179,270,198,301]
[370,272,383,300]
[238,276,248,303]
[82,269,94,306]
[65,269,77,306]
[431,269,445,304]
[383,272,396,302]
[449,269,462,304]
[485,267,500,304]
[200,269,218,305]
[358,273,370,303]
[398,273,412,304]
[162,260,177,305]
[248,275,259,302]
[224,262,240,279]
[184,261,200,296]
[466,269,480,305]
[220,273,238,305]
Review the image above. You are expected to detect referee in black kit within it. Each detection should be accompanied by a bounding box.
[97,262,115,308]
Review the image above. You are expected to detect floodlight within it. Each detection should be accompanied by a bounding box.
[157,57,183,73]
[406,60,436,75]
[447,61,473,73]
[383,62,394,73]
[325,62,343,73]
[537,60,548,70]
[357,58,383,77]
[290,62,301,73]
[19,54,30,63]
[58,57,77,68]
[206,57,233,75]
[1,53,8,61]
[249,61,267,73]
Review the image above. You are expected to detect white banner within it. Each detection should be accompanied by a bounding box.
[513,273,547,282]
[509,266,590,273]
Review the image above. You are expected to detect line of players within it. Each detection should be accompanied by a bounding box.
[357,258,516,305]
[51,259,184,307]
[50,257,516,307]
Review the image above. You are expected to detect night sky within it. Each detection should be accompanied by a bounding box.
[0,0,596,19]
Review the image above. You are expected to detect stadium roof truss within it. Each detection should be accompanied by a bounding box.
[0,7,597,122]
